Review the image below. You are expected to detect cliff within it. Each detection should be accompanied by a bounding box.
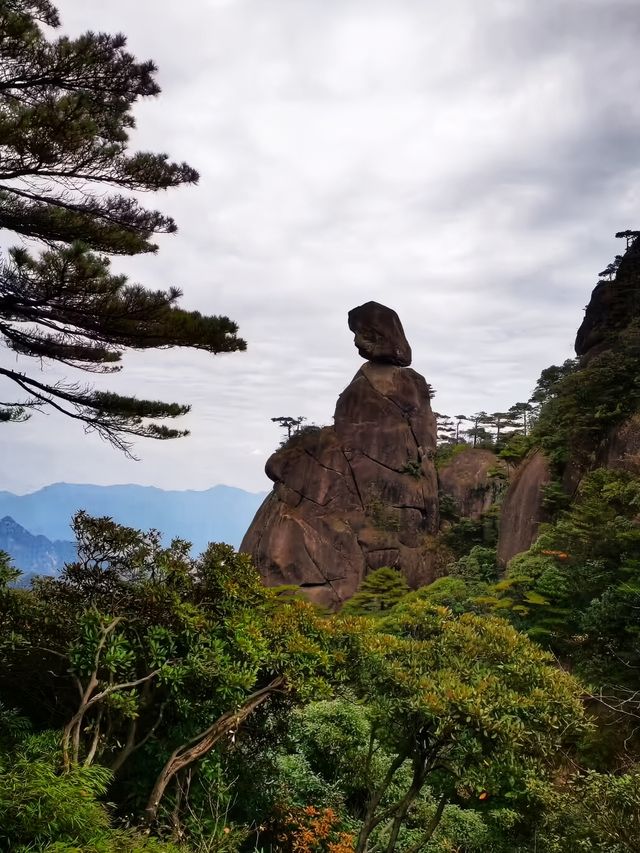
[438,448,506,520]
[496,235,640,565]
[496,452,550,566]
[575,235,640,362]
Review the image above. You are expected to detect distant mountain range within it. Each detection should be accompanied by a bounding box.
[0,515,76,577]
[0,483,267,560]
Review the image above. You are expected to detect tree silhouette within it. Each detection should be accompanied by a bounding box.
[434,413,456,445]
[599,256,623,280]
[467,412,491,447]
[487,411,519,445]
[271,415,306,443]
[615,230,640,249]
[0,1,245,452]
[454,414,468,442]
[508,402,534,436]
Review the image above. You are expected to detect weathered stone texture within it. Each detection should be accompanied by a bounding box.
[600,414,640,476]
[497,451,550,566]
[575,238,640,362]
[240,308,438,608]
[438,448,506,520]
[348,301,412,367]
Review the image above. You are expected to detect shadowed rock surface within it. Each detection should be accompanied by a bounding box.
[575,238,640,362]
[600,414,640,476]
[348,301,412,367]
[438,448,507,520]
[241,306,438,608]
[497,451,550,566]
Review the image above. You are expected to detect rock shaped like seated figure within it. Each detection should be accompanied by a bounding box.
[240,303,438,609]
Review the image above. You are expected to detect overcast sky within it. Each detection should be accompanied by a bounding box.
[2,0,640,495]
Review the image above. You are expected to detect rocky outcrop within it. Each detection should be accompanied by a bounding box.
[241,305,439,608]
[348,301,412,367]
[438,448,506,520]
[496,451,550,566]
[600,414,640,475]
[575,238,640,362]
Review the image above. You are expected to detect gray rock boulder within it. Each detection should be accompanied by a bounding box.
[348,301,412,367]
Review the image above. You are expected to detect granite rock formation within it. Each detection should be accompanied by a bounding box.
[575,237,640,362]
[601,414,640,475]
[241,304,439,608]
[348,301,412,367]
[438,448,507,520]
[496,451,550,566]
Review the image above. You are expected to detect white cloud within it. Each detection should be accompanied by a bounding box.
[2,0,639,493]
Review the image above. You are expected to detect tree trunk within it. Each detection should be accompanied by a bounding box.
[355,750,408,853]
[144,676,285,825]
[404,795,447,853]
[384,781,423,853]
[384,754,430,853]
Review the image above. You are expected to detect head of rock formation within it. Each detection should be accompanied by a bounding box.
[348,301,412,367]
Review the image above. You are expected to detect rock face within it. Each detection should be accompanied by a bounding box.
[575,238,640,362]
[600,414,640,475]
[496,451,550,566]
[241,305,439,608]
[438,449,506,520]
[348,301,412,367]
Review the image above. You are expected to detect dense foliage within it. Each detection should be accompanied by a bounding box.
[0,513,597,852]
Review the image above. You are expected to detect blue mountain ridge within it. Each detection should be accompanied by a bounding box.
[0,483,267,555]
[0,515,76,577]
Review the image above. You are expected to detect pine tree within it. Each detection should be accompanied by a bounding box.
[437,415,456,445]
[508,401,534,436]
[454,414,468,442]
[0,1,246,451]
[467,411,491,447]
[271,415,306,444]
[433,412,456,445]
[341,567,409,616]
[598,256,623,281]
[487,410,519,446]
[615,230,640,249]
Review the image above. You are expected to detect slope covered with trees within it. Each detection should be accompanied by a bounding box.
[0,515,590,852]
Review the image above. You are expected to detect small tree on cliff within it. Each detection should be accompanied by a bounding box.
[271,415,306,444]
[466,412,492,447]
[616,230,640,249]
[508,401,534,436]
[599,256,623,280]
[486,410,519,446]
[465,424,493,448]
[433,412,455,445]
[0,1,246,449]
